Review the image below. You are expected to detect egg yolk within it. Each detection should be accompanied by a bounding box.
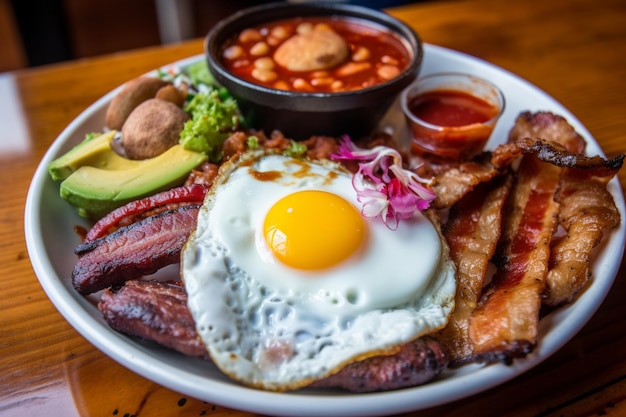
[263,190,366,270]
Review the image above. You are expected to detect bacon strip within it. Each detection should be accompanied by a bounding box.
[524,142,624,306]
[437,172,513,365]
[508,111,586,155]
[544,168,621,306]
[513,138,623,306]
[469,150,562,363]
[430,143,521,209]
[516,137,624,172]
[428,111,585,211]
[466,111,594,363]
[98,280,210,359]
[72,205,200,295]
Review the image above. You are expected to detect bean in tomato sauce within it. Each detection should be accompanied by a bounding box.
[220,17,411,93]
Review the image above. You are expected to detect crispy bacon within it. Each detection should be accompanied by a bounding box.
[421,111,578,207]
[430,143,521,209]
[516,139,625,306]
[99,280,210,359]
[437,172,513,365]
[512,138,623,306]
[467,112,591,363]
[516,137,625,172]
[469,150,562,363]
[72,205,200,295]
[508,111,586,155]
[544,169,621,306]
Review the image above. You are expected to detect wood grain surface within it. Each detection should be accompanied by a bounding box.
[1,0,625,416]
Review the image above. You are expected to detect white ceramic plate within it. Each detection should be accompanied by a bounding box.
[25,44,626,417]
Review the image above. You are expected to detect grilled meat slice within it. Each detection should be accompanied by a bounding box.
[310,337,448,392]
[72,205,200,295]
[100,280,448,392]
[98,280,209,359]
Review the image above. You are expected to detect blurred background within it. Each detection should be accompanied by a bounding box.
[0,0,421,73]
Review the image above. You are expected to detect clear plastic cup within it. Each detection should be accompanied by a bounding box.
[401,72,505,161]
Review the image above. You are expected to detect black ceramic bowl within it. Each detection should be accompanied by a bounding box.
[205,2,423,140]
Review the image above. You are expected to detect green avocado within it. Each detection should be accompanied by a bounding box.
[49,132,207,219]
[49,131,119,181]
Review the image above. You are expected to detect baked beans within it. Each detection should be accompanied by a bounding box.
[221,17,411,93]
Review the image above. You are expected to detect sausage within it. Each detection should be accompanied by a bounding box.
[310,337,448,392]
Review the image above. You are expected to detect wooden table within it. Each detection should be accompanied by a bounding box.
[2,0,625,415]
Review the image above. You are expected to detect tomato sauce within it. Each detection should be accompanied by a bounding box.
[406,89,501,161]
[221,17,410,93]
[408,90,498,127]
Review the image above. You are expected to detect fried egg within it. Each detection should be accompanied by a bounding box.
[182,150,456,391]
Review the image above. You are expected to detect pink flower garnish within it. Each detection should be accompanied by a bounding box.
[331,136,435,230]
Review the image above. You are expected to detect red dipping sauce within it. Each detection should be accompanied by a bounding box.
[408,90,498,127]
[402,73,504,161]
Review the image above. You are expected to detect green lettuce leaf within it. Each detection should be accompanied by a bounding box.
[179,90,239,162]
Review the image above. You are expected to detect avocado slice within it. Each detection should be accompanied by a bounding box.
[50,132,208,219]
[49,131,119,181]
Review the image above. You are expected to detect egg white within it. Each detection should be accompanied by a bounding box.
[182,150,456,391]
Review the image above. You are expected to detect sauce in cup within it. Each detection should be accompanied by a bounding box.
[401,73,504,161]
